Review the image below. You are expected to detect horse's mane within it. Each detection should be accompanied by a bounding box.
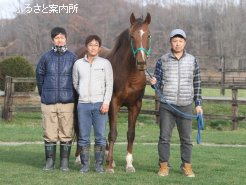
[109,18,144,58]
[109,29,130,57]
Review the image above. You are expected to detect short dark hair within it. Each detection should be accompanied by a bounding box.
[85,35,101,47]
[51,27,67,39]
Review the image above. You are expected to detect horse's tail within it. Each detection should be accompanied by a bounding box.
[73,92,81,157]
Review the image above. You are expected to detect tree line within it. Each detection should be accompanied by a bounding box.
[0,0,245,69]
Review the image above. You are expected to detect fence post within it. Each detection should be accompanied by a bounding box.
[231,87,238,130]
[220,56,225,95]
[2,76,13,121]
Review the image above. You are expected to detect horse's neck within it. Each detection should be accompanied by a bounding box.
[109,37,143,76]
[112,51,137,73]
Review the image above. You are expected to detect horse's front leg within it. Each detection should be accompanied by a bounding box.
[105,101,119,173]
[126,101,142,173]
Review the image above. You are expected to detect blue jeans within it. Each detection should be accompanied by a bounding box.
[158,103,193,164]
[77,102,107,147]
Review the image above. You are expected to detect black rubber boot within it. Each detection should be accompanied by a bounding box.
[43,141,56,171]
[60,141,72,171]
[79,146,90,173]
[94,145,105,173]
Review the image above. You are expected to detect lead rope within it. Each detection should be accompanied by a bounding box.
[146,69,204,144]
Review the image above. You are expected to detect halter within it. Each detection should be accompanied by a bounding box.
[130,36,152,57]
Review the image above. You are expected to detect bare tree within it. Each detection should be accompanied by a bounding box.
[0,0,245,72]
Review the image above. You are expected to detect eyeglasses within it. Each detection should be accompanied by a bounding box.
[88,44,100,47]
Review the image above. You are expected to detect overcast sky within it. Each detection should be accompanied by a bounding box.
[0,0,241,19]
[0,0,29,19]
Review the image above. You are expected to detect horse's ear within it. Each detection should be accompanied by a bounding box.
[144,12,151,24]
[130,13,136,25]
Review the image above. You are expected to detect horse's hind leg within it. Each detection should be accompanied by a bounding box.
[106,127,118,173]
[126,102,141,173]
[74,144,81,165]
[105,102,119,173]
[73,103,81,165]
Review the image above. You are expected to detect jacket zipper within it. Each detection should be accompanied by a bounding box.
[58,55,60,102]
[89,63,92,102]
[177,60,180,104]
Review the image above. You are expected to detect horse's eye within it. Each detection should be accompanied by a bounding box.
[148,35,151,39]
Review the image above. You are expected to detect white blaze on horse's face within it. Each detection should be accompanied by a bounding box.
[139,29,146,61]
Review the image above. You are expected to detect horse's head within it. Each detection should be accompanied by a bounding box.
[129,12,151,71]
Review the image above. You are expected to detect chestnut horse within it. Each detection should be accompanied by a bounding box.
[75,13,151,173]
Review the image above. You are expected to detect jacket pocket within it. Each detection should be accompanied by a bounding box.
[94,68,105,80]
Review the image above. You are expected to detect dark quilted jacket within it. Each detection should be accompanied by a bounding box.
[36,50,77,104]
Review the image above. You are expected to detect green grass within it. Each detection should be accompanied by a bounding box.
[1,112,246,144]
[1,87,246,185]
[0,144,245,185]
[145,86,246,98]
[0,112,43,142]
[202,88,246,97]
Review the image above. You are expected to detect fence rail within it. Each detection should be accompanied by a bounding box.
[2,76,246,130]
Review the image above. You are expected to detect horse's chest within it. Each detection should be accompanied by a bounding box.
[122,82,145,100]
[114,73,146,104]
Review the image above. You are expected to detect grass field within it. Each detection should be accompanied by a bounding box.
[1,112,246,144]
[1,87,246,185]
[145,86,246,97]
[1,143,245,185]
[0,112,246,185]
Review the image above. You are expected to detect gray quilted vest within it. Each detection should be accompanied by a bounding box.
[160,52,195,106]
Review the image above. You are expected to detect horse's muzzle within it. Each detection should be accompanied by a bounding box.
[137,61,146,71]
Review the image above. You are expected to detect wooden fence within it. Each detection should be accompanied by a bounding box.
[1,76,246,130]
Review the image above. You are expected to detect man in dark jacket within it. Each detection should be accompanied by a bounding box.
[36,27,77,171]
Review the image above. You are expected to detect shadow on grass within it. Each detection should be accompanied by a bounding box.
[1,145,45,169]
[1,144,107,172]
[0,144,81,171]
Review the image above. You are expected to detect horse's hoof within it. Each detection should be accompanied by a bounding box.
[112,160,116,168]
[74,156,81,165]
[126,166,135,173]
[105,168,114,174]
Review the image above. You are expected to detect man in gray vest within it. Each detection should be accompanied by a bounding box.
[149,29,203,177]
